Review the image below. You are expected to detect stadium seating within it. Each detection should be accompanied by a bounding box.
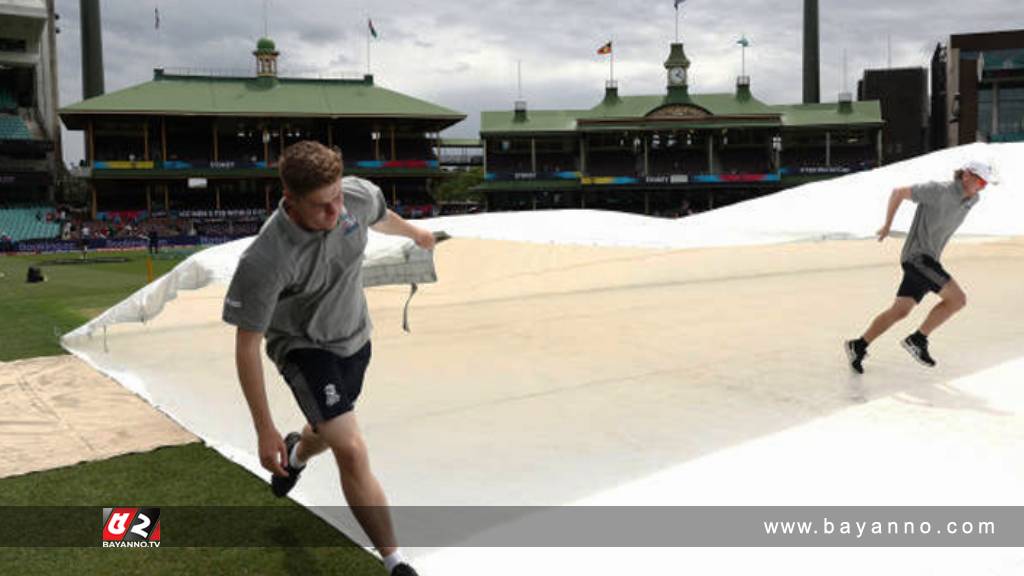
[0,88,15,111]
[0,114,32,140]
[0,206,61,242]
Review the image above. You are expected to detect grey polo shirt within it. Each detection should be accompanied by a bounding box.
[901,179,979,263]
[222,176,387,367]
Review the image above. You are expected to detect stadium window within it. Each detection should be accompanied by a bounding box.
[997,86,1024,136]
[0,38,26,52]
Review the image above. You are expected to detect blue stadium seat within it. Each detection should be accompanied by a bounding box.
[0,88,15,111]
[0,205,61,242]
[0,114,32,139]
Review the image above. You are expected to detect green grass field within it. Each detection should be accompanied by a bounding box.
[0,249,386,575]
[0,250,189,361]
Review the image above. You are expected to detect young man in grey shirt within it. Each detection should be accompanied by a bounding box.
[223,141,434,576]
[845,160,996,373]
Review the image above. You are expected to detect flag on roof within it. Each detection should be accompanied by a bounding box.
[597,41,612,55]
[369,18,378,39]
[737,36,750,47]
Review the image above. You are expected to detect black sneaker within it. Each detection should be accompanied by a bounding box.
[271,432,305,497]
[844,339,868,374]
[901,333,936,367]
[391,563,419,576]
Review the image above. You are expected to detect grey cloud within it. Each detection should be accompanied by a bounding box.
[54,0,1022,164]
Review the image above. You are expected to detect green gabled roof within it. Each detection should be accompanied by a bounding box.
[480,109,586,135]
[60,71,465,129]
[482,91,784,135]
[579,95,665,119]
[691,93,777,116]
[772,101,883,127]
[579,93,778,120]
[480,90,883,136]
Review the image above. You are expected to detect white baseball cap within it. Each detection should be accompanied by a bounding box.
[962,160,998,185]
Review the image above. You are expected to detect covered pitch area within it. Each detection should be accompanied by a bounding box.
[10,142,1024,574]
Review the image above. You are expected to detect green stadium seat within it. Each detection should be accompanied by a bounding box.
[0,88,15,111]
[0,114,32,139]
[0,205,61,242]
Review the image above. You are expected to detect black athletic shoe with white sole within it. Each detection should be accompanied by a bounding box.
[845,339,868,374]
[901,333,936,367]
[271,431,305,497]
[391,563,419,576]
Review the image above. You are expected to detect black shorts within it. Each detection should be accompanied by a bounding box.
[897,255,952,303]
[278,341,372,429]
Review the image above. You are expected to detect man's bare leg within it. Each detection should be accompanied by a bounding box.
[316,411,399,556]
[293,423,328,463]
[918,280,967,336]
[862,296,917,343]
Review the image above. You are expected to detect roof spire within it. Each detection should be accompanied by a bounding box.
[254,37,279,78]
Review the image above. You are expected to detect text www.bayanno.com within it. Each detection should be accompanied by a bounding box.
[763,517,996,539]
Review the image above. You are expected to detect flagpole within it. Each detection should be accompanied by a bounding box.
[367,20,371,75]
[154,5,162,67]
[675,5,679,42]
[610,40,614,83]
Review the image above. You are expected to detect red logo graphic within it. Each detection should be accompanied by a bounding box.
[102,507,161,547]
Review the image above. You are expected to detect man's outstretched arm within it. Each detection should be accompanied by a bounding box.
[370,209,436,250]
[877,186,913,241]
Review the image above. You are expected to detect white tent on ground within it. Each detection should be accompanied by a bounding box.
[62,143,1024,575]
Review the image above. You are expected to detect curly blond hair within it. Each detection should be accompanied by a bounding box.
[279,140,343,197]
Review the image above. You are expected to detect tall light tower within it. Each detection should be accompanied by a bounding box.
[803,0,820,104]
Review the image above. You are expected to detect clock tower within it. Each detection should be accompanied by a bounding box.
[664,42,691,104]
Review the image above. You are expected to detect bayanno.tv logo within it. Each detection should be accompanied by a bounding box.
[101,507,161,548]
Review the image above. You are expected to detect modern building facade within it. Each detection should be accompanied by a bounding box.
[858,67,928,163]
[940,29,1024,146]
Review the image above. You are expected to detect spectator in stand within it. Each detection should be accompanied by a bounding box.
[680,200,694,217]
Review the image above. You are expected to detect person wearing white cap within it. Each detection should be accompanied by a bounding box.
[845,160,996,373]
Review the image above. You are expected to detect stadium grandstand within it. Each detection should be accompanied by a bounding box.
[478,42,883,215]
[437,138,483,171]
[0,0,62,240]
[57,37,465,242]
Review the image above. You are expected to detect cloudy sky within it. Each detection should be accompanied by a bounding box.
[53,0,1020,163]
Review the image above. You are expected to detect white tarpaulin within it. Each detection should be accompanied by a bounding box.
[66,233,438,341]
[61,143,1024,575]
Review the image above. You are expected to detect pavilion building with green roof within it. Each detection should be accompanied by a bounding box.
[479,42,884,215]
[59,38,465,222]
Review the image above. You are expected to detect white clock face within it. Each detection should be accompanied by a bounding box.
[669,67,686,85]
